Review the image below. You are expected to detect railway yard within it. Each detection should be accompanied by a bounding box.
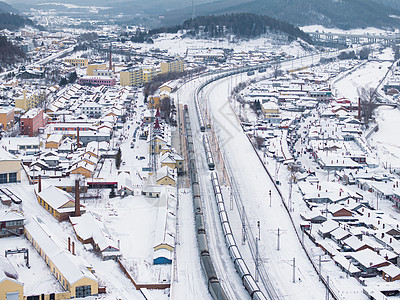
[1,11,400,299]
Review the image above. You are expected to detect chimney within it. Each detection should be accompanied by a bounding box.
[118,240,120,250]
[38,174,42,193]
[383,224,385,229]
[382,233,384,238]
[368,212,370,217]
[109,44,112,70]
[77,127,80,148]
[68,237,71,252]
[75,180,81,217]
[72,241,75,255]
[378,220,380,225]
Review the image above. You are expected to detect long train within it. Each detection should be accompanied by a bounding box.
[210,171,267,300]
[190,95,268,299]
[183,105,228,300]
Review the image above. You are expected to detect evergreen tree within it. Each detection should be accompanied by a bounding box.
[59,77,68,86]
[115,147,122,169]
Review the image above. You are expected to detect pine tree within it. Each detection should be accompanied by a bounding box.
[115,147,122,169]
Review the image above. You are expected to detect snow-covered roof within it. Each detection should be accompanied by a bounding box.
[70,213,119,253]
[25,218,97,285]
[153,191,176,251]
[0,147,19,161]
[46,134,63,144]
[379,264,400,278]
[37,185,75,209]
[0,211,25,222]
[350,248,387,268]
[0,256,20,284]
[332,254,361,274]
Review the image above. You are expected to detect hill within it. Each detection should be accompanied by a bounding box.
[160,0,400,30]
[0,35,25,71]
[0,12,34,30]
[148,13,312,43]
[0,1,19,14]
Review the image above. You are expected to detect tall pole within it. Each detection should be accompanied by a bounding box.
[255,237,259,282]
[293,257,296,283]
[242,205,246,245]
[326,276,330,300]
[277,228,280,250]
[255,221,260,282]
[269,189,272,207]
[319,255,322,280]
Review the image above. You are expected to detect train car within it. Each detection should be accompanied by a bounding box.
[222,222,232,236]
[225,233,235,249]
[228,245,241,261]
[219,211,229,224]
[217,202,226,213]
[243,274,260,297]
[253,291,268,300]
[203,135,215,170]
[234,258,250,279]
[197,232,209,255]
[207,156,215,170]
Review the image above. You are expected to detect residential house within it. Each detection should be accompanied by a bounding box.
[45,134,63,149]
[0,211,25,238]
[350,248,389,275]
[155,166,176,186]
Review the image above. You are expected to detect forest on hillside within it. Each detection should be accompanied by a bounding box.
[0,36,25,72]
[146,13,312,44]
[0,13,35,30]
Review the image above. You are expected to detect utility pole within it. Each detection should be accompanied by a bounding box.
[241,205,246,245]
[277,228,280,250]
[230,186,233,210]
[326,276,330,300]
[255,221,260,282]
[293,257,296,283]
[319,255,322,280]
[269,189,272,207]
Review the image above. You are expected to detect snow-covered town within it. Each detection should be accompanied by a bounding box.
[1,1,400,300]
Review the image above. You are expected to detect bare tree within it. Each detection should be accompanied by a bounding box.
[358,87,378,126]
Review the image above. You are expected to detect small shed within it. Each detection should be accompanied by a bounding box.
[379,264,400,282]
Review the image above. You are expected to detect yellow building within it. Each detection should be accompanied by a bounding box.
[64,58,88,68]
[155,166,176,186]
[24,218,98,298]
[142,66,160,83]
[86,63,107,76]
[149,136,167,155]
[0,148,21,183]
[148,95,161,109]
[261,102,280,115]
[15,90,48,111]
[160,152,184,174]
[36,185,85,221]
[0,107,14,130]
[160,58,185,74]
[45,134,63,149]
[0,257,24,300]
[120,68,143,87]
[70,162,95,178]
